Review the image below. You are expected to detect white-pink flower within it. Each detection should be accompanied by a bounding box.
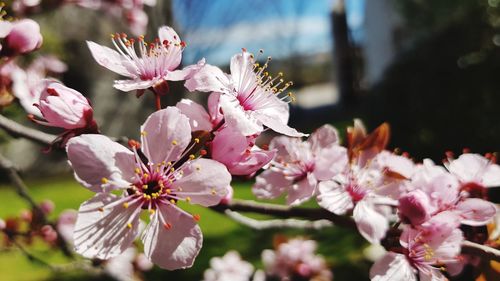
[370,212,463,281]
[1,18,42,55]
[203,251,255,281]
[175,93,223,132]
[87,26,203,93]
[66,107,230,269]
[445,153,500,197]
[317,150,414,243]
[262,238,332,281]
[185,50,305,137]
[12,56,67,116]
[408,159,497,227]
[253,125,347,205]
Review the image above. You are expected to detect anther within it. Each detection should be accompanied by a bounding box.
[193,214,201,221]
[171,140,178,145]
[123,202,129,208]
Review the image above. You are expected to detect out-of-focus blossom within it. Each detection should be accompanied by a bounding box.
[67,0,156,35]
[185,50,304,137]
[370,212,463,281]
[0,218,5,230]
[56,209,77,244]
[262,238,332,281]
[317,122,413,243]
[39,200,55,215]
[203,251,254,281]
[40,225,58,243]
[88,26,203,94]
[12,0,41,14]
[11,55,67,116]
[398,190,433,226]
[254,125,347,206]
[104,247,138,281]
[66,107,230,269]
[2,19,42,55]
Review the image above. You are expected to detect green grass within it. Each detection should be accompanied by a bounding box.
[0,175,370,281]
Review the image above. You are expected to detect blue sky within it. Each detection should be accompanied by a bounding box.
[172,0,365,65]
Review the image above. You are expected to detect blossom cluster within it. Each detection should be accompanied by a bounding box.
[0,5,498,280]
[202,237,332,281]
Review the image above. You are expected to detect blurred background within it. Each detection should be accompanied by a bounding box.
[1,0,500,280]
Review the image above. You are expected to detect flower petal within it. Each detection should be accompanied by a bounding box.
[287,173,317,206]
[172,158,230,206]
[66,134,135,192]
[256,109,306,137]
[253,170,291,199]
[87,41,133,78]
[158,26,183,70]
[353,200,389,244]
[141,203,202,270]
[370,253,416,281]
[456,198,497,226]
[184,64,232,93]
[313,146,348,180]
[113,79,156,92]
[166,58,205,81]
[317,180,353,215]
[175,98,213,132]
[141,107,191,164]
[308,124,340,152]
[219,94,263,136]
[74,193,142,260]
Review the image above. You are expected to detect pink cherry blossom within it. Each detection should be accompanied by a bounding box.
[3,19,42,55]
[262,238,332,281]
[370,212,463,281]
[66,107,230,270]
[34,82,96,130]
[185,50,305,137]
[211,126,275,176]
[445,153,500,197]
[409,159,497,226]
[203,251,255,281]
[87,26,204,93]
[175,93,223,132]
[317,150,413,243]
[176,95,274,175]
[253,125,348,206]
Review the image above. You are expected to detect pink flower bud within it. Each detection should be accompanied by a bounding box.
[39,200,55,215]
[40,225,58,243]
[5,19,42,54]
[37,82,95,130]
[398,190,432,226]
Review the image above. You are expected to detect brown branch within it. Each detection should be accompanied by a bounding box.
[0,152,73,257]
[224,210,333,230]
[0,114,55,145]
[211,199,356,229]
[461,240,500,262]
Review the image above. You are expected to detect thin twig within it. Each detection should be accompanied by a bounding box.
[224,210,333,230]
[11,239,55,269]
[0,153,73,257]
[0,114,55,145]
[461,240,500,262]
[212,199,356,228]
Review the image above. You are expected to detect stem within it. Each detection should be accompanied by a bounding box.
[0,114,55,145]
[155,92,162,111]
